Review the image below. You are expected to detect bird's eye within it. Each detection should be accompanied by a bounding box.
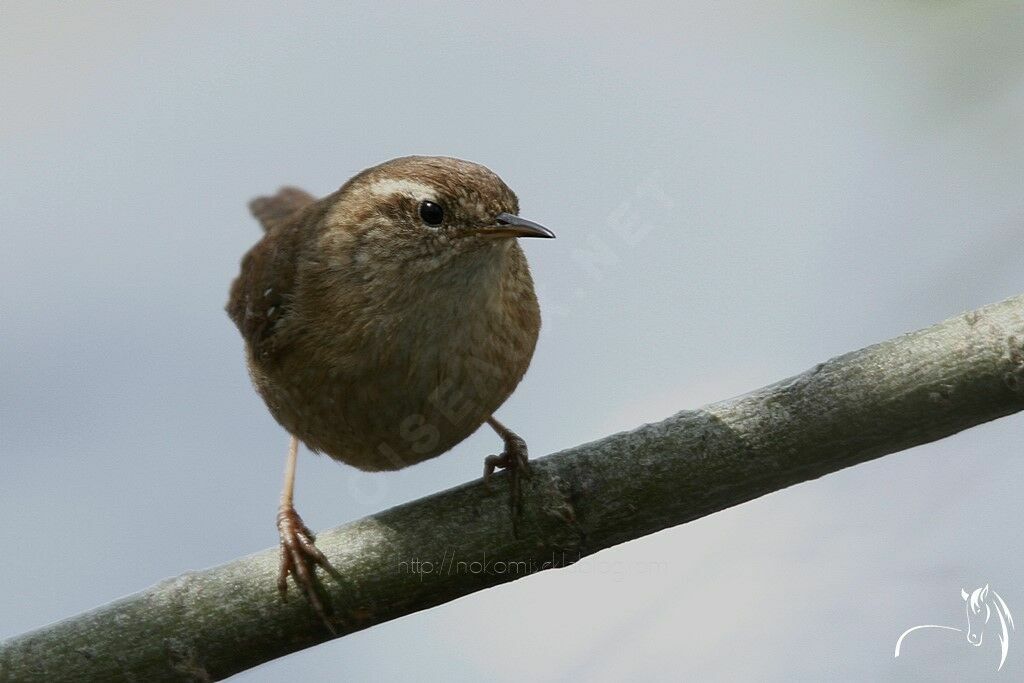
[418,200,444,226]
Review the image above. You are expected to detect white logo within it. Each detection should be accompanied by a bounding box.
[895,584,1015,671]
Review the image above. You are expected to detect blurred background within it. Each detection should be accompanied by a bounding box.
[2,2,1023,680]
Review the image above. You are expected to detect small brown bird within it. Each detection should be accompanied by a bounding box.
[226,156,553,625]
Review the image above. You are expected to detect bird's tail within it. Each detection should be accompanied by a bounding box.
[249,187,317,231]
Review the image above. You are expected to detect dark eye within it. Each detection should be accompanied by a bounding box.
[418,200,444,226]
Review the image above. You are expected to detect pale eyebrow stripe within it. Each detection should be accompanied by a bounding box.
[366,178,437,201]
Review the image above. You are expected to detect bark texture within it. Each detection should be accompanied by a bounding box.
[3,294,1023,681]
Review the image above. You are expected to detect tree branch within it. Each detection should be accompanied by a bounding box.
[3,294,1024,681]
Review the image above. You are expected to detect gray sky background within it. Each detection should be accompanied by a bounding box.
[2,2,1024,680]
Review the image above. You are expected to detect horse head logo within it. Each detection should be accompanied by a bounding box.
[896,584,1015,671]
[961,584,1014,665]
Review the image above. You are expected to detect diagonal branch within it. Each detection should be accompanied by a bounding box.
[3,294,1024,681]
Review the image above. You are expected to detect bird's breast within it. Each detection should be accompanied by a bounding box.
[256,244,540,471]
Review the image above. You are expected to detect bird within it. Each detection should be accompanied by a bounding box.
[226,155,554,627]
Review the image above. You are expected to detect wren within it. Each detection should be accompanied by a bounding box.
[226,156,553,627]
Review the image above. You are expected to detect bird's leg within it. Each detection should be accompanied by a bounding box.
[483,417,533,518]
[277,436,343,633]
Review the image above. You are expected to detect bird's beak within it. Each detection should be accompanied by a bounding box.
[472,212,556,239]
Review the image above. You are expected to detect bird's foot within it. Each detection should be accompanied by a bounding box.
[483,422,533,520]
[277,504,343,634]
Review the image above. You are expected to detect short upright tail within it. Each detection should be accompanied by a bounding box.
[249,187,317,231]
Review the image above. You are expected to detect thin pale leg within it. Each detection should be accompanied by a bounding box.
[483,417,532,517]
[277,436,343,633]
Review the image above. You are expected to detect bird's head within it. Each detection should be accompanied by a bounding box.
[323,156,553,272]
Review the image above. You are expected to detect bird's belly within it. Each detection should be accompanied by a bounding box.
[254,320,532,471]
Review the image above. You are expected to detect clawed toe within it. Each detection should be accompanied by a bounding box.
[481,419,533,526]
[482,442,531,487]
[277,505,343,633]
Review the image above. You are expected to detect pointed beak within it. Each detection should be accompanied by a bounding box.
[472,212,556,239]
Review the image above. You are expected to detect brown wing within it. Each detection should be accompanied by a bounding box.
[226,187,318,360]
